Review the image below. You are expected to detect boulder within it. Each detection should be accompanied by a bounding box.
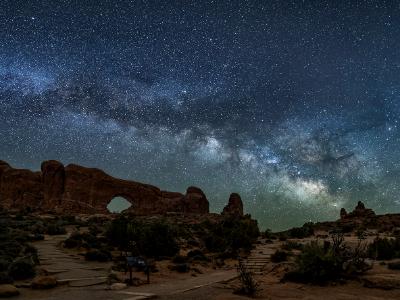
[222,193,243,216]
[0,284,19,298]
[31,276,57,289]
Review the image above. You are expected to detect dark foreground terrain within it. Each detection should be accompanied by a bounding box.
[1,201,400,299]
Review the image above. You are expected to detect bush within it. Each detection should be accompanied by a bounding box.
[64,236,82,249]
[23,244,39,264]
[107,217,179,258]
[61,215,76,224]
[30,233,45,241]
[80,232,100,249]
[187,249,209,261]
[264,229,276,239]
[0,259,10,272]
[284,232,369,285]
[172,255,187,264]
[63,231,102,249]
[287,222,314,239]
[271,250,288,263]
[235,260,260,297]
[388,261,400,270]
[0,240,23,258]
[170,263,190,273]
[85,249,111,262]
[368,237,400,260]
[0,272,13,284]
[278,234,287,241]
[46,223,67,235]
[282,241,303,251]
[8,258,36,280]
[202,216,259,255]
[283,241,343,284]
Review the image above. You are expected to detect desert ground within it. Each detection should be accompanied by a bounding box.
[4,223,400,300]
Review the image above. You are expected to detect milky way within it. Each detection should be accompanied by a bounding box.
[1,1,400,230]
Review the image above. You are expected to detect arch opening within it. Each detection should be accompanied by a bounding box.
[107,196,132,213]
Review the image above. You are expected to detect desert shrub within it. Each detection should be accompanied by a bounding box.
[367,237,400,260]
[287,222,314,239]
[187,238,200,247]
[187,249,209,261]
[140,221,179,257]
[46,223,67,235]
[64,235,82,249]
[8,258,36,280]
[170,263,190,273]
[340,223,354,234]
[30,233,45,241]
[202,216,259,255]
[271,250,288,263]
[64,231,102,249]
[0,272,13,284]
[106,217,179,258]
[0,259,10,272]
[31,222,46,234]
[0,240,23,258]
[22,244,39,264]
[172,255,187,264]
[283,241,343,284]
[85,249,112,262]
[61,215,76,224]
[278,234,288,241]
[264,229,276,239]
[284,231,370,285]
[235,260,260,297]
[282,241,303,251]
[388,261,400,270]
[88,224,102,236]
[80,232,100,248]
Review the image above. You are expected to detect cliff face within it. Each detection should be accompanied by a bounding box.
[0,160,210,215]
[0,161,43,210]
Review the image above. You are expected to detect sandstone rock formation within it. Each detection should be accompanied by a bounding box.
[0,160,212,215]
[315,201,400,233]
[340,208,348,219]
[340,201,376,220]
[0,161,43,210]
[222,193,243,216]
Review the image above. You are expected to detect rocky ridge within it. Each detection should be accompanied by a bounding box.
[0,160,239,216]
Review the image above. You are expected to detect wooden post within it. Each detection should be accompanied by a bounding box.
[146,266,150,284]
[129,265,133,285]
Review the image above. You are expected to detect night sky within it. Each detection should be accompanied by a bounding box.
[1,1,400,230]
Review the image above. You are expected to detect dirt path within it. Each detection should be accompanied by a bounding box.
[120,269,237,297]
[34,234,111,286]
[22,233,238,299]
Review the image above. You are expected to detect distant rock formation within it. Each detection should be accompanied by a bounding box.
[0,160,215,215]
[340,208,348,219]
[222,193,244,216]
[340,201,376,220]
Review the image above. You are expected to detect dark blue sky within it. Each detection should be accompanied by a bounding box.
[1,0,400,230]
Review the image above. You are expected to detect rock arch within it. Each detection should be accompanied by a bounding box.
[107,195,134,213]
[0,160,211,215]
